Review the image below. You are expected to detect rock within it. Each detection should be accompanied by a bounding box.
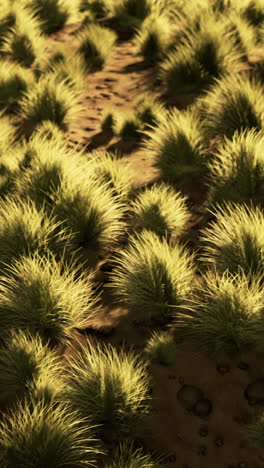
[237,362,249,371]
[216,363,230,374]
[214,437,224,447]
[198,425,209,437]
[193,398,213,418]
[244,378,264,405]
[177,385,203,411]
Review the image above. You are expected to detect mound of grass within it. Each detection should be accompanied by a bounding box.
[134,93,166,129]
[77,24,117,72]
[113,0,153,29]
[80,0,111,18]
[0,59,35,105]
[134,14,172,63]
[100,108,120,133]
[105,441,161,468]
[0,196,73,272]
[26,0,70,35]
[118,113,142,141]
[108,230,196,321]
[200,202,264,282]
[160,18,242,95]
[244,414,264,449]
[207,129,264,205]
[51,175,127,250]
[0,7,16,48]
[0,330,61,402]
[201,74,264,140]
[241,0,264,28]
[30,120,65,142]
[0,251,100,345]
[252,59,264,84]
[63,339,150,433]
[142,108,207,183]
[0,397,101,467]
[174,271,264,356]
[18,74,82,134]
[221,13,257,57]
[145,330,178,365]
[130,183,190,241]
[85,150,133,201]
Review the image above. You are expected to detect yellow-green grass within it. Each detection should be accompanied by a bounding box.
[0,59,35,106]
[112,0,153,29]
[130,183,190,241]
[0,397,101,467]
[201,73,264,140]
[244,414,264,449]
[77,23,117,72]
[207,129,264,205]
[200,202,264,282]
[134,13,172,63]
[62,339,151,433]
[145,330,178,365]
[26,0,71,35]
[142,107,207,183]
[108,230,196,321]
[134,92,166,129]
[174,270,264,356]
[220,12,258,57]
[0,330,61,402]
[241,0,264,28]
[104,441,161,468]
[0,251,100,345]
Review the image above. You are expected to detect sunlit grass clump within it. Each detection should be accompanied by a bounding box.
[130,183,190,241]
[134,14,172,63]
[200,202,264,282]
[52,175,127,250]
[113,0,152,28]
[18,74,82,133]
[134,93,166,129]
[201,74,264,140]
[104,441,160,468]
[221,13,257,57]
[174,271,264,356]
[0,398,100,467]
[77,24,117,72]
[80,0,111,18]
[26,0,70,34]
[207,129,264,205]
[100,108,119,133]
[0,59,35,105]
[63,339,150,433]
[241,0,264,28]
[0,330,61,402]
[142,108,207,183]
[86,150,133,201]
[244,414,264,449]
[145,330,178,365]
[109,230,195,321]
[0,252,100,344]
[0,196,73,272]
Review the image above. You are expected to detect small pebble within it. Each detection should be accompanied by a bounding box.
[216,363,230,374]
[237,362,249,371]
[214,437,224,447]
[197,445,207,456]
[198,426,209,437]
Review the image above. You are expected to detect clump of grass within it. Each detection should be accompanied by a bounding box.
[207,129,264,205]
[0,59,35,105]
[244,414,264,449]
[80,0,110,18]
[85,150,133,201]
[142,108,207,183]
[113,0,153,28]
[63,339,151,434]
[45,52,86,94]
[174,270,264,356]
[0,330,61,402]
[0,397,101,467]
[145,330,178,365]
[18,74,83,134]
[30,120,65,142]
[134,93,166,128]
[100,108,120,133]
[130,183,190,241]
[160,18,242,95]
[201,74,264,140]
[77,24,117,72]
[0,196,73,273]
[0,7,16,47]
[200,202,264,282]
[221,13,257,57]
[51,175,127,250]
[108,230,195,321]
[118,113,142,141]
[252,59,264,84]
[104,441,162,468]
[241,0,264,28]
[0,251,100,345]
[26,0,70,34]
[134,14,172,63]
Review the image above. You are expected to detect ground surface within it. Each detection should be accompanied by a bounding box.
[46,20,264,468]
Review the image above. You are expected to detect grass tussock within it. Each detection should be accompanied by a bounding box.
[0,397,101,467]
[142,108,207,183]
[241,0,264,28]
[200,202,264,282]
[104,441,161,468]
[0,330,61,402]
[130,183,190,241]
[0,59,35,105]
[18,74,83,133]
[77,24,117,72]
[201,74,264,140]
[26,0,70,35]
[134,14,172,63]
[113,0,153,29]
[174,271,264,356]
[134,92,166,128]
[244,414,264,449]
[207,129,264,205]
[145,330,178,365]
[100,108,120,133]
[63,339,151,433]
[108,230,196,321]
[0,251,100,344]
